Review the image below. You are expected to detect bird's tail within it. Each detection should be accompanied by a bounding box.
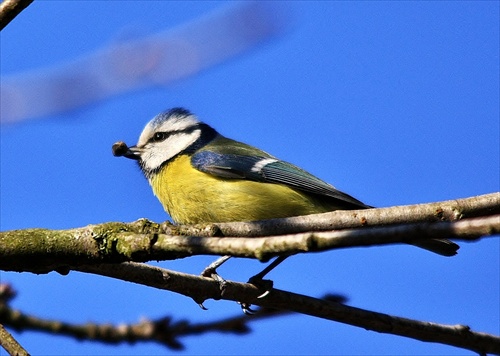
[409,238,459,257]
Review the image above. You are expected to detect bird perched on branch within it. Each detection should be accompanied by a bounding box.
[112,107,458,284]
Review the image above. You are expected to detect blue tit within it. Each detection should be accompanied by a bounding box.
[113,107,458,257]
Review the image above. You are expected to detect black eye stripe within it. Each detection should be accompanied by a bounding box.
[148,126,199,144]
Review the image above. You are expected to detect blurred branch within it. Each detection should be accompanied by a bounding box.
[0,282,297,350]
[0,193,499,273]
[0,283,344,350]
[0,0,33,30]
[0,1,288,123]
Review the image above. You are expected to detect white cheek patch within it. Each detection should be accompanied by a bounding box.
[251,158,278,173]
[143,130,201,172]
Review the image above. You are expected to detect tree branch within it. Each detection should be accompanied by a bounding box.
[211,192,500,237]
[3,261,499,354]
[0,323,30,356]
[0,0,33,31]
[0,285,30,356]
[1,194,498,353]
[0,194,498,273]
[71,262,499,355]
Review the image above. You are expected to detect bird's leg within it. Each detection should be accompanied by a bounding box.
[201,255,232,280]
[197,255,232,310]
[239,255,290,314]
[248,255,289,284]
[202,255,231,287]
[199,255,289,313]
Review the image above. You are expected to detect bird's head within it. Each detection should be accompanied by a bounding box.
[112,107,217,178]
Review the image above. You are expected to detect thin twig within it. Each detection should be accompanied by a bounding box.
[0,323,30,356]
[0,0,34,31]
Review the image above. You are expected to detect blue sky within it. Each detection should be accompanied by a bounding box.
[1,1,498,355]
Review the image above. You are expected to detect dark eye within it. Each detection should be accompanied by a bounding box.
[152,132,167,142]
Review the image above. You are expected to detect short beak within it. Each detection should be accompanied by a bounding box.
[112,141,141,161]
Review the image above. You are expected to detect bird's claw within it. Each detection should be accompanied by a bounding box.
[248,276,274,296]
[257,289,271,299]
[238,302,258,315]
[212,273,228,294]
[236,277,274,314]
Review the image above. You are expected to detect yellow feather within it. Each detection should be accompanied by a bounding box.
[150,154,338,224]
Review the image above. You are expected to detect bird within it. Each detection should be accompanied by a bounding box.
[112,107,458,283]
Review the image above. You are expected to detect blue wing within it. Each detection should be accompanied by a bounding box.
[190,148,460,256]
[191,150,370,209]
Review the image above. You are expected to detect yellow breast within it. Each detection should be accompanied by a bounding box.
[149,154,336,224]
